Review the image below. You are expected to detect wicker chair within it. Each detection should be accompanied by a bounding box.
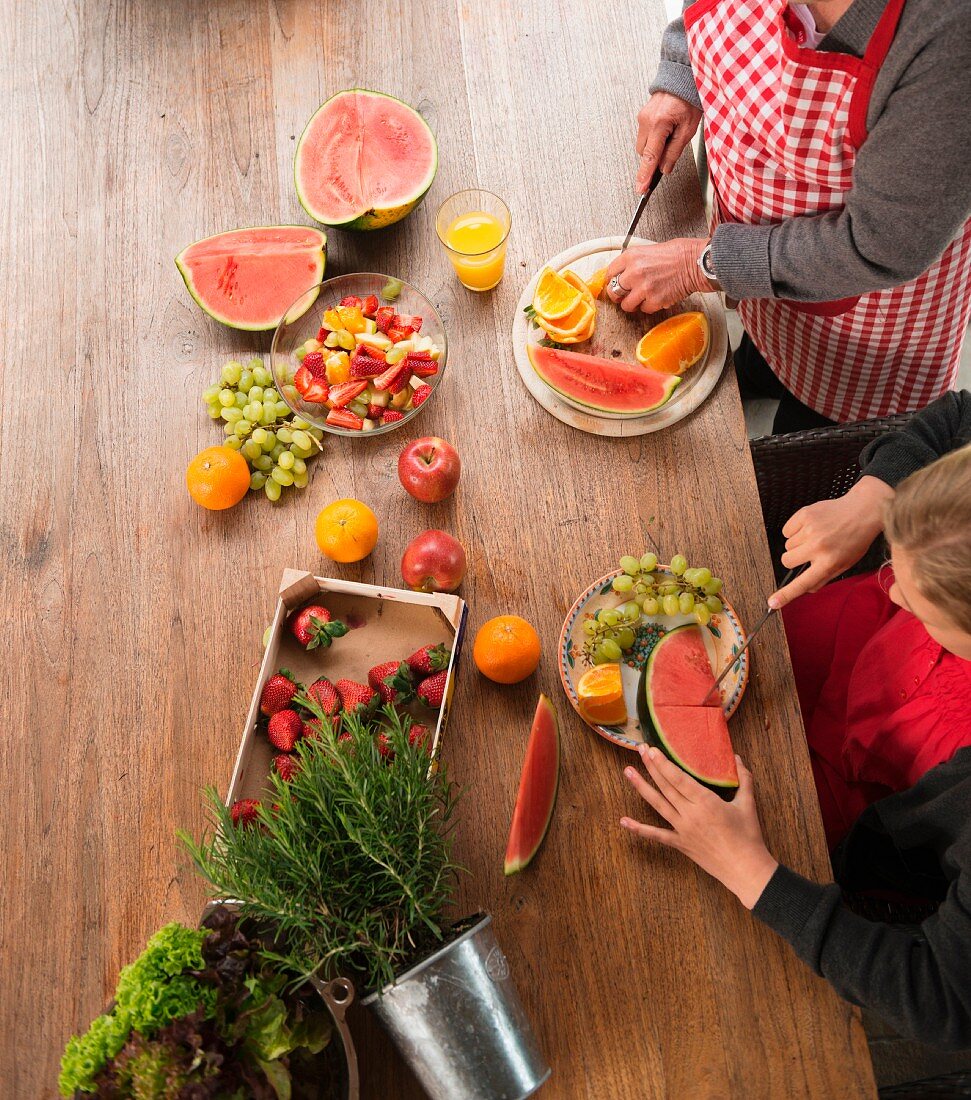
[878,1072,971,1098]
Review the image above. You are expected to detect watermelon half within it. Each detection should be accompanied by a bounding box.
[504,694,560,875]
[637,625,739,797]
[527,344,680,417]
[175,226,326,331]
[295,90,438,231]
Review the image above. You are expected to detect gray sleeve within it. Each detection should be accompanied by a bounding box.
[860,391,971,486]
[710,13,971,302]
[649,3,701,110]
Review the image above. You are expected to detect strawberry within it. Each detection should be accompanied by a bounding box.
[376,731,394,759]
[375,305,397,334]
[293,364,313,397]
[268,709,303,751]
[290,604,349,650]
[303,377,331,404]
[260,672,299,716]
[230,799,260,827]
[340,294,364,309]
[387,325,415,343]
[372,359,411,393]
[408,723,431,752]
[417,670,448,709]
[406,354,439,379]
[411,384,432,409]
[328,380,369,408]
[303,350,325,377]
[396,314,423,332]
[407,644,450,676]
[366,403,384,420]
[335,678,378,717]
[274,754,300,782]
[367,660,414,704]
[381,410,404,424]
[362,294,380,318]
[307,677,341,717]
[326,407,364,430]
[349,350,387,379]
[302,718,324,740]
[317,326,329,342]
[387,369,412,395]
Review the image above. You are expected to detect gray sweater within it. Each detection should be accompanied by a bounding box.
[652,0,971,303]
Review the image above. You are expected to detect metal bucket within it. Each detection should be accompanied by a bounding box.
[362,913,550,1100]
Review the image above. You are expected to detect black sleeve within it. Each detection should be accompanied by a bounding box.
[860,390,971,488]
[752,864,971,1049]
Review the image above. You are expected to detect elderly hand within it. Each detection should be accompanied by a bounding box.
[636,92,703,192]
[621,746,778,910]
[606,238,714,314]
[768,475,896,609]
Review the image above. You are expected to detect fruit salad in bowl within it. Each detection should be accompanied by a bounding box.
[271,273,447,437]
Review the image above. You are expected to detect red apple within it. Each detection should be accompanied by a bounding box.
[401,529,467,593]
[398,436,461,503]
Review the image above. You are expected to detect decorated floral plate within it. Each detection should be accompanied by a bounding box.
[558,566,749,751]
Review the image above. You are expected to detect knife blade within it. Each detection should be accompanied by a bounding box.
[622,165,663,250]
[700,564,809,705]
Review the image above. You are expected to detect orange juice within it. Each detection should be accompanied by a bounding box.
[444,210,508,290]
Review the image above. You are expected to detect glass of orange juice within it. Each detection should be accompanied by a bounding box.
[436,189,511,291]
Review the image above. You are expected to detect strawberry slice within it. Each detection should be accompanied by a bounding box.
[326,407,364,430]
[381,410,404,424]
[396,315,423,332]
[303,378,330,404]
[362,294,379,318]
[303,350,326,378]
[375,306,397,334]
[328,379,369,407]
[317,326,329,342]
[405,354,439,378]
[294,365,313,397]
[386,325,415,343]
[349,346,386,379]
[372,359,412,393]
[340,295,364,309]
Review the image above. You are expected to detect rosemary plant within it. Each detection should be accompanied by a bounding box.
[181,703,464,993]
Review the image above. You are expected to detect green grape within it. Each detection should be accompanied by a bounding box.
[601,610,620,627]
[277,427,294,445]
[292,457,307,475]
[705,596,723,614]
[621,601,641,620]
[264,479,282,502]
[348,400,369,418]
[386,346,407,365]
[238,370,254,393]
[640,573,657,587]
[220,407,243,423]
[223,422,236,436]
[308,428,324,441]
[382,277,404,300]
[274,402,290,419]
[619,555,640,576]
[292,430,312,450]
[270,444,285,462]
[582,620,598,636]
[592,644,611,665]
[224,436,242,451]
[290,444,313,459]
[324,332,340,348]
[659,584,679,596]
[261,405,278,426]
[271,466,294,486]
[633,582,647,597]
[202,384,221,402]
[253,455,273,472]
[292,417,310,430]
[263,389,280,405]
[670,554,688,575]
[250,471,267,491]
[221,361,243,385]
[693,567,712,587]
[616,627,635,650]
[248,386,264,403]
[253,366,271,386]
[704,578,724,595]
[234,391,248,409]
[695,604,712,626]
[245,401,263,421]
[642,596,660,616]
[292,470,309,489]
[207,406,222,420]
[261,431,277,452]
[251,428,268,447]
[242,440,262,462]
[337,331,356,351]
[679,592,696,614]
[612,575,634,593]
[662,594,680,617]
[278,450,295,470]
[249,357,263,370]
[640,552,658,572]
[601,638,622,660]
[682,568,701,586]
[234,420,252,437]
[642,584,658,598]
[218,389,235,408]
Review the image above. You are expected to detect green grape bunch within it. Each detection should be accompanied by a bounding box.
[201,357,324,502]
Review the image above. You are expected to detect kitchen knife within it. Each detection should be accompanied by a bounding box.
[622,165,664,250]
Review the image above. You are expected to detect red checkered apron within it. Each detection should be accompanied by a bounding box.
[684,0,971,421]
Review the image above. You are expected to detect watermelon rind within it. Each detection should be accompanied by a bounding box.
[504,694,560,875]
[638,625,739,796]
[294,89,438,232]
[175,225,326,332]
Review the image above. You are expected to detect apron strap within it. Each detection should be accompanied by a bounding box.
[848,0,908,146]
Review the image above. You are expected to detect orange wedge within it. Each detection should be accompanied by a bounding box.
[533,267,584,321]
[561,270,595,304]
[537,298,596,343]
[585,267,609,299]
[635,311,710,375]
[576,663,627,726]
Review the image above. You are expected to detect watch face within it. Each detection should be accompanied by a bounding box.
[702,247,716,279]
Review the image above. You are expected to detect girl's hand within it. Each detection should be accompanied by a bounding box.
[606,238,714,314]
[635,92,703,192]
[621,746,778,910]
[768,475,896,609]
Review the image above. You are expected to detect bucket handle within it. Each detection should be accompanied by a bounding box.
[313,975,355,1022]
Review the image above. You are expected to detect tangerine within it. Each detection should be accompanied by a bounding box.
[635,312,710,375]
[186,446,251,510]
[473,615,542,684]
[315,498,379,562]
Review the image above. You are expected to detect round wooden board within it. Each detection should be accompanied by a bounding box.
[511,236,728,436]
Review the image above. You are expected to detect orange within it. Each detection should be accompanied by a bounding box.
[315,498,379,562]
[576,664,627,726]
[532,267,583,321]
[473,615,542,684]
[186,445,250,510]
[536,298,596,343]
[635,311,710,375]
[584,267,609,300]
[561,270,595,305]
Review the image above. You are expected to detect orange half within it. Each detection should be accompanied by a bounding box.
[577,663,627,726]
[635,311,710,375]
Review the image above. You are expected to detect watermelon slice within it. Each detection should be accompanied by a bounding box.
[504,694,560,875]
[175,226,326,331]
[638,625,739,797]
[295,90,438,231]
[527,344,680,416]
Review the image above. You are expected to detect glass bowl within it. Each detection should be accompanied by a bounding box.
[271,273,448,437]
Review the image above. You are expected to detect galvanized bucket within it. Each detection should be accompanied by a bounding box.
[362,913,550,1100]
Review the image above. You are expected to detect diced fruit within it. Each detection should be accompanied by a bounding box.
[372,359,411,392]
[303,377,331,403]
[336,305,367,333]
[387,325,415,343]
[473,615,542,684]
[230,799,261,827]
[294,365,313,396]
[375,305,397,333]
[585,267,609,299]
[328,380,369,407]
[381,410,404,424]
[391,385,412,407]
[303,350,325,377]
[407,356,439,378]
[363,294,379,317]
[396,314,423,332]
[268,709,303,751]
[367,403,384,419]
[326,407,364,430]
[368,389,390,408]
[635,311,710,375]
[325,352,351,384]
[576,663,627,726]
[260,672,299,716]
[411,384,432,408]
[314,498,379,561]
[504,694,560,875]
[535,298,596,344]
[416,669,448,709]
[323,308,342,330]
[317,326,329,342]
[339,295,363,309]
[350,348,387,379]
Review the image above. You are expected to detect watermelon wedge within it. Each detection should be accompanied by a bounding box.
[175,226,326,331]
[637,625,739,797]
[504,694,560,875]
[527,344,680,416]
[295,90,438,231]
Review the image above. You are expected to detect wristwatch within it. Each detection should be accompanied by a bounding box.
[697,241,720,288]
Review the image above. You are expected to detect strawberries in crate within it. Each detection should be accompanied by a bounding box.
[408,723,431,751]
[260,671,299,716]
[302,718,324,740]
[230,799,260,828]
[290,604,349,650]
[268,709,303,751]
[407,644,450,676]
[307,677,341,717]
[367,660,415,704]
[335,678,378,717]
[417,670,448,709]
[273,754,300,782]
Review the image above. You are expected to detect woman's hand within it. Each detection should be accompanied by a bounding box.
[635,92,703,192]
[768,475,896,609]
[606,238,714,314]
[621,746,778,910]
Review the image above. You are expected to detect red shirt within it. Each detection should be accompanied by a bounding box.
[783,571,971,849]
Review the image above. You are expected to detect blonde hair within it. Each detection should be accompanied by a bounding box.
[884,442,971,630]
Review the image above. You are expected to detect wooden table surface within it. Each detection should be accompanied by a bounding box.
[2,1,876,1096]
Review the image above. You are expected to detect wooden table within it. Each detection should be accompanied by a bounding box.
[1,1,876,1096]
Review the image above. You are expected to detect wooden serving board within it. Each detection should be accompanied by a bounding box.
[511,236,728,436]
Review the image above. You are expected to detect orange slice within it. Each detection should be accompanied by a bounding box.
[537,298,595,341]
[533,267,584,321]
[635,312,710,375]
[576,663,627,726]
[585,267,609,299]
[561,270,595,305]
